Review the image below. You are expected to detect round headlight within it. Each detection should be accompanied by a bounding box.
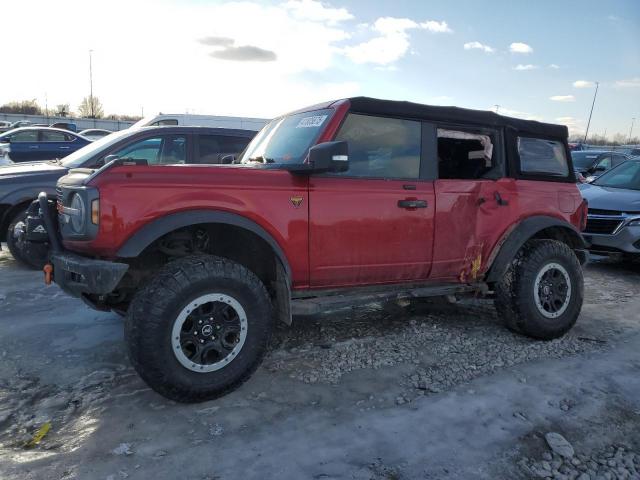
[70,193,86,233]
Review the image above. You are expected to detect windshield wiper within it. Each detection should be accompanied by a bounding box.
[247,156,275,164]
[47,158,62,165]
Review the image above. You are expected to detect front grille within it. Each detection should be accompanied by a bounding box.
[588,208,640,216]
[584,218,623,235]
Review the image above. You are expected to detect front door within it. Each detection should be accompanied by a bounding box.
[309,113,435,288]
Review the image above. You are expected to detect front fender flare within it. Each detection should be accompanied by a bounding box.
[116,209,292,279]
[485,215,586,284]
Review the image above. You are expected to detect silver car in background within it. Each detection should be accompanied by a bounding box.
[579,160,640,260]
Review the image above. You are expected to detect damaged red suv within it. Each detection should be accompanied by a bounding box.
[25,97,588,402]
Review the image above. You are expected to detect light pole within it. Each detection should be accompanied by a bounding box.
[629,117,636,145]
[583,81,599,143]
[494,104,500,114]
[89,49,94,119]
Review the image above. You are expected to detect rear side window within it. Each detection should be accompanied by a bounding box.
[197,135,252,164]
[333,113,421,179]
[518,137,569,176]
[41,131,71,142]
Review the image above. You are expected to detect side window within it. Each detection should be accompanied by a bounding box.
[437,129,496,179]
[196,135,221,164]
[595,155,611,170]
[151,119,178,126]
[518,137,569,176]
[41,131,68,142]
[219,136,251,154]
[333,113,421,179]
[10,130,38,142]
[111,136,186,165]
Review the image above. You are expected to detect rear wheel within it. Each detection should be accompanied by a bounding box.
[495,240,583,340]
[6,209,47,270]
[125,255,273,402]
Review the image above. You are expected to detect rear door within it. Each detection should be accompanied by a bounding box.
[308,113,435,287]
[429,126,512,281]
[40,130,77,159]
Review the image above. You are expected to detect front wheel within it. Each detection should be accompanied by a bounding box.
[125,255,273,402]
[495,240,584,340]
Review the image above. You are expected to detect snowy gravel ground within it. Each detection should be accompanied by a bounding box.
[0,246,639,479]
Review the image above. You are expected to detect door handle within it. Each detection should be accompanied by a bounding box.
[29,145,39,149]
[398,199,428,209]
[59,146,70,150]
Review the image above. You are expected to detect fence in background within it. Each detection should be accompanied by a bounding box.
[0,113,133,131]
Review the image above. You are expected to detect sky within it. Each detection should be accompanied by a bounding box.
[2,0,639,138]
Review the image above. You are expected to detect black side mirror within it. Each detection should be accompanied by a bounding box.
[288,141,349,174]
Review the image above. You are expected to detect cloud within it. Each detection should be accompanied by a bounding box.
[463,41,494,53]
[550,95,576,102]
[573,80,595,88]
[514,64,538,71]
[343,16,452,65]
[210,45,277,62]
[420,20,452,33]
[615,77,640,88]
[198,36,234,47]
[556,116,584,134]
[488,105,541,121]
[509,42,533,54]
[283,0,353,25]
[549,64,560,69]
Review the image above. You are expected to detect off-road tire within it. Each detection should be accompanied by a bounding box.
[6,209,47,270]
[494,239,583,340]
[125,255,273,403]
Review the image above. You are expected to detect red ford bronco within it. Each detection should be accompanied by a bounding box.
[26,97,588,402]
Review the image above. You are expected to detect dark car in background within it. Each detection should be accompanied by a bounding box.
[50,122,78,132]
[0,126,256,267]
[571,150,630,181]
[579,160,640,261]
[0,127,91,163]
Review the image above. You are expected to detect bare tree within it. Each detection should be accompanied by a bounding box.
[55,104,70,117]
[78,96,104,119]
[0,99,43,115]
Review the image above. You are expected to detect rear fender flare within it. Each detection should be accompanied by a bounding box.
[485,215,586,284]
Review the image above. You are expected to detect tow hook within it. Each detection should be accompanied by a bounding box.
[43,263,53,285]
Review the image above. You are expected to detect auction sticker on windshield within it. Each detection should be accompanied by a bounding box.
[296,115,327,128]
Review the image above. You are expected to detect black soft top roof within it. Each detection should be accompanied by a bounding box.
[345,97,568,139]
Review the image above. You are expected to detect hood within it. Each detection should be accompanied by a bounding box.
[579,183,640,212]
[0,161,67,178]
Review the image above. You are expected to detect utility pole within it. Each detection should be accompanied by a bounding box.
[494,104,500,114]
[89,49,94,119]
[583,81,599,143]
[629,117,636,144]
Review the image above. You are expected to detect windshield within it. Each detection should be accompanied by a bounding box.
[239,108,333,165]
[60,130,132,168]
[593,161,640,190]
[571,151,601,169]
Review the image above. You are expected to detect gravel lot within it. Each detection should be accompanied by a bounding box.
[0,246,639,479]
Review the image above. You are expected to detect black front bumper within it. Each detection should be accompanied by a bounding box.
[24,192,129,298]
[50,251,129,297]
